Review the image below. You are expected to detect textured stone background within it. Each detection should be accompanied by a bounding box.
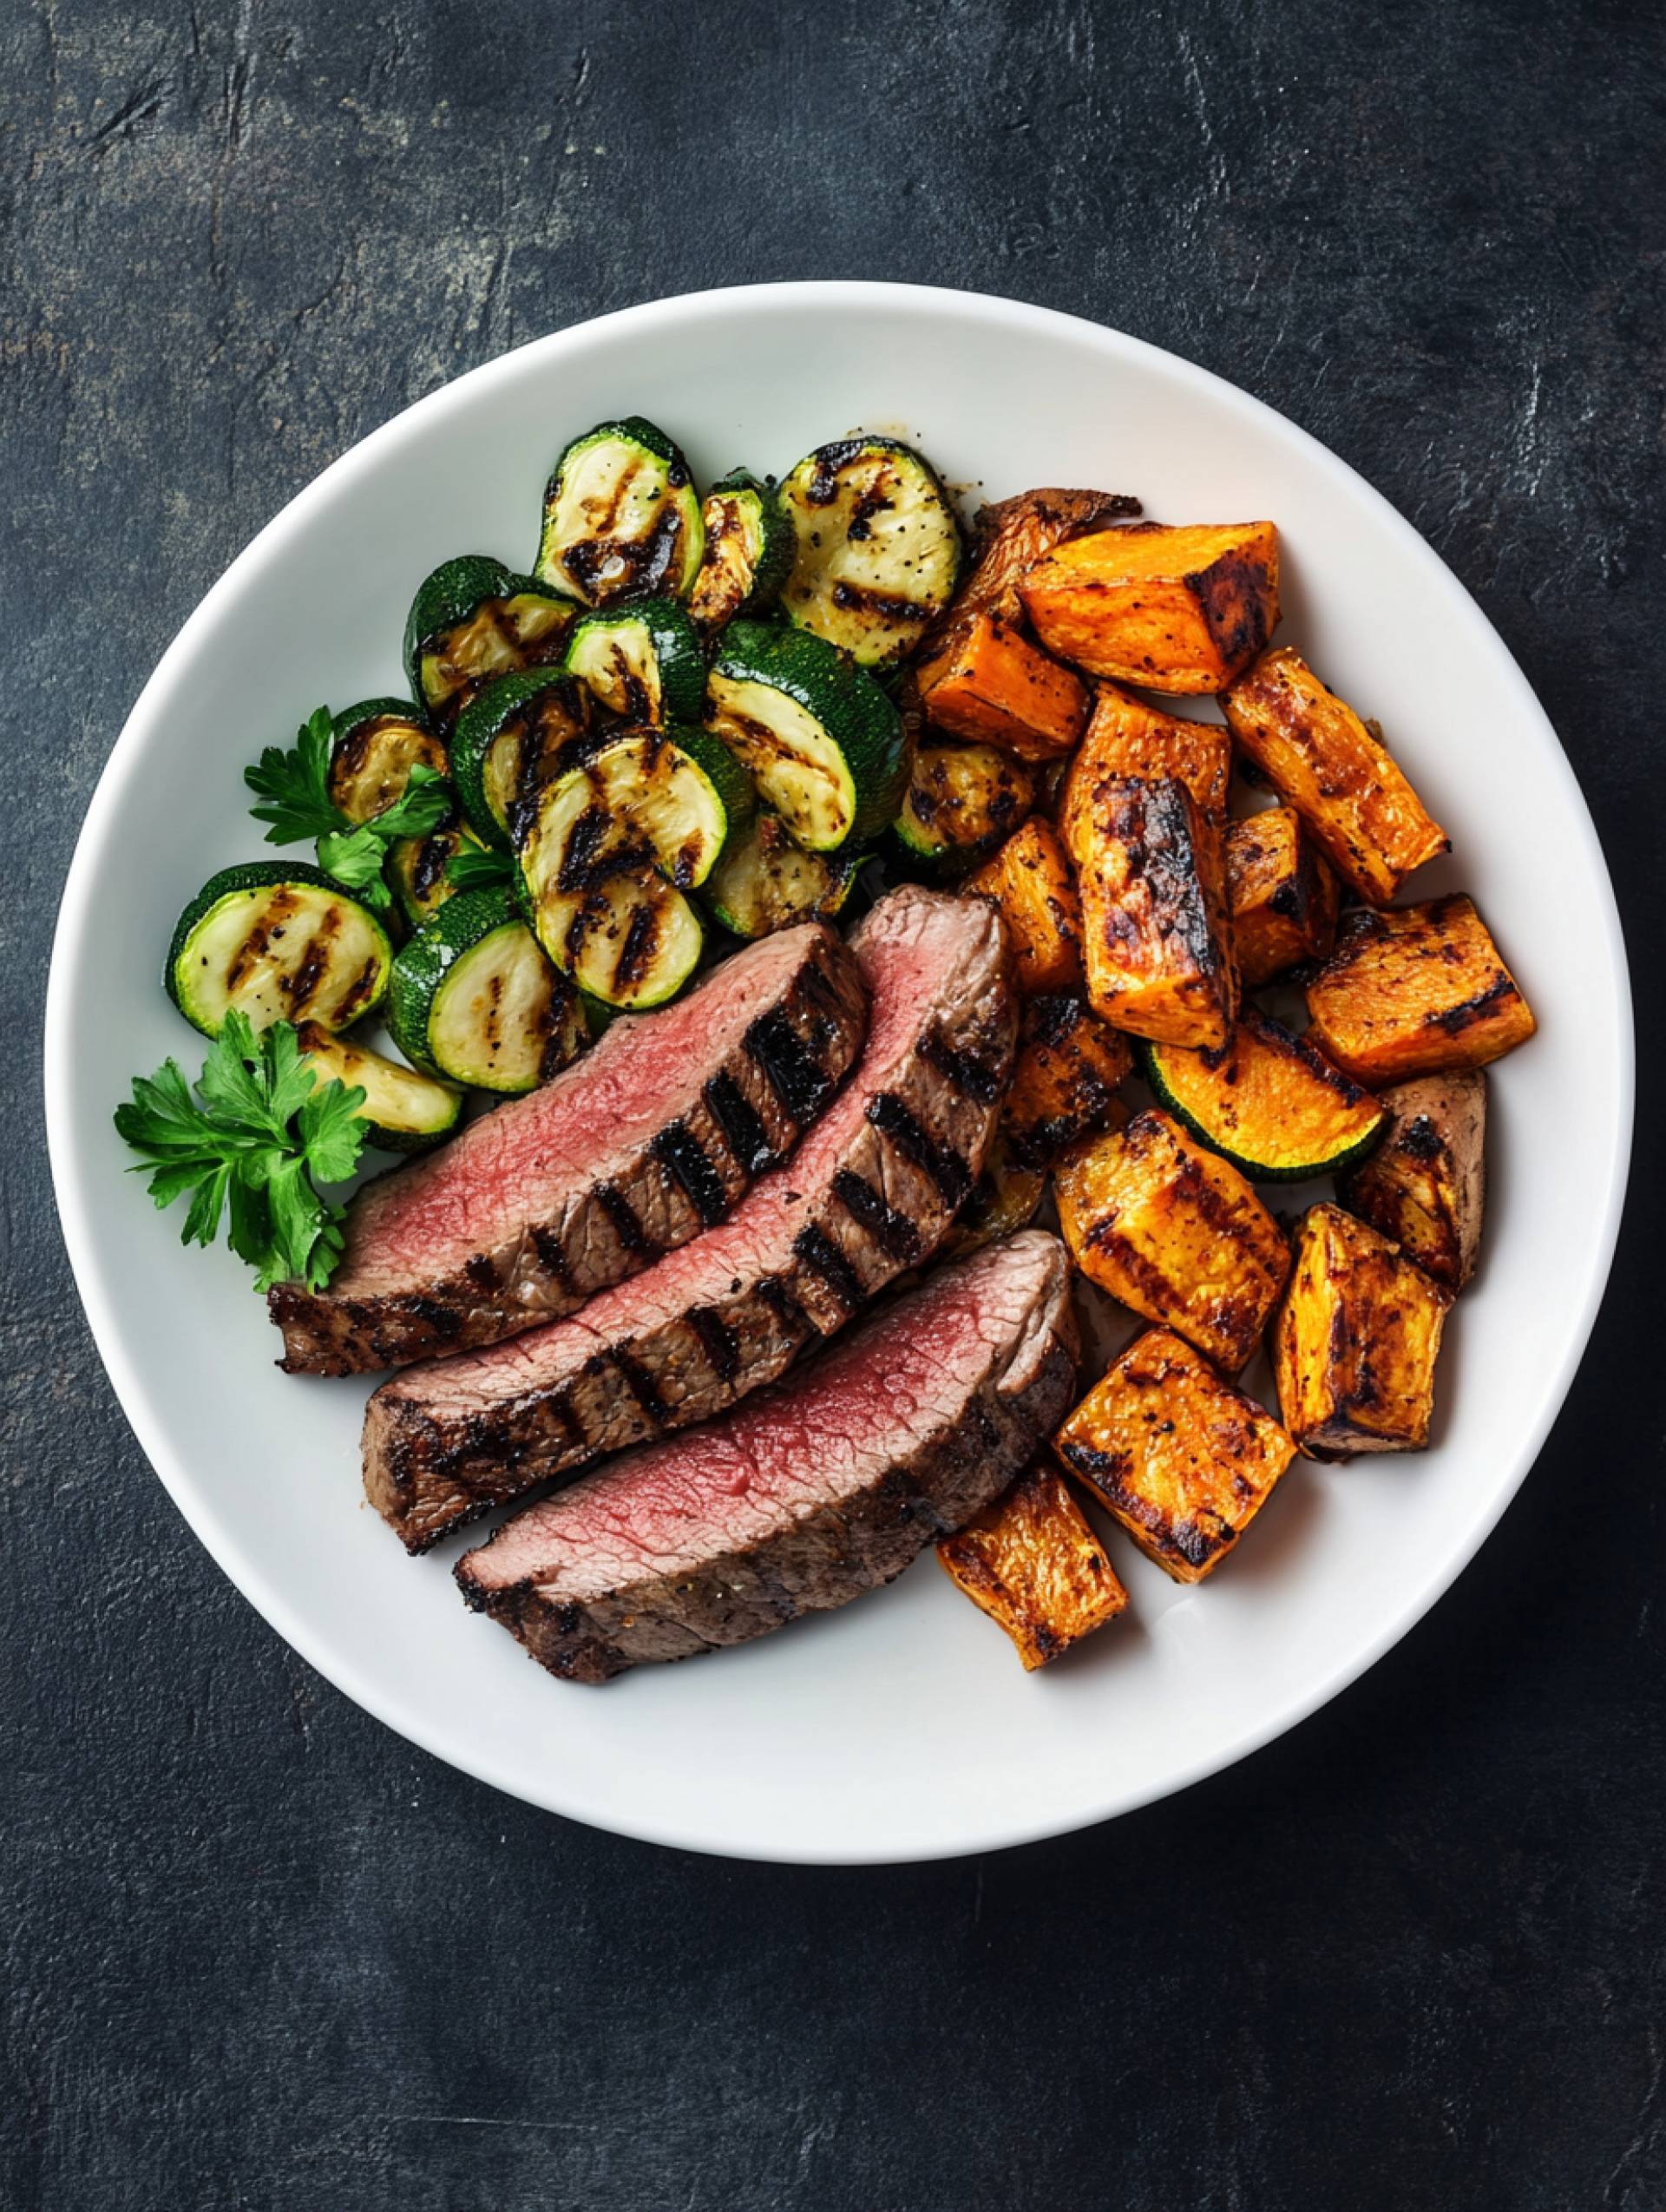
[3,2,1662,2205]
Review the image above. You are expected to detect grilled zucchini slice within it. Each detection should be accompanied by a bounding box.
[166,864,393,1040]
[702,806,861,940]
[386,820,487,930]
[403,555,579,731]
[450,668,594,851]
[1143,1008,1387,1182]
[326,699,447,824]
[389,889,588,1094]
[535,417,704,607]
[779,436,962,667]
[687,469,794,631]
[516,731,741,1009]
[895,739,1037,865]
[706,622,905,852]
[292,1022,461,1154]
[561,596,706,726]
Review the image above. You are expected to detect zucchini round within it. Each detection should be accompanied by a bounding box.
[450,668,594,850]
[166,863,393,1040]
[292,1021,462,1154]
[535,417,705,607]
[703,806,862,940]
[895,739,1038,863]
[403,554,579,730]
[561,596,707,726]
[1142,1008,1388,1182]
[705,621,904,852]
[389,889,588,1094]
[779,436,962,667]
[327,699,447,824]
[688,469,795,631]
[387,820,487,929]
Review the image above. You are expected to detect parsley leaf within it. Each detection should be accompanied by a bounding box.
[444,843,515,893]
[115,1011,369,1293]
[245,709,454,913]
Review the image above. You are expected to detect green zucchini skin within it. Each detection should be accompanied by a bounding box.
[402,555,578,727]
[326,698,448,824]
[705,620,905,851]
[165,863,393,1039]
[562,596,708,726]
[1139,1025,1388,1183]
[535,417,705,607]
[292,1021,462,1154]
[701,805,862,940]
[388,888,587,1094]
[778,436,963,668]
[688,469,795,631]
[449,667,595,851]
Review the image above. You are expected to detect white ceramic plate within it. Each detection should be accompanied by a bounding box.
[46,283,1631,1864]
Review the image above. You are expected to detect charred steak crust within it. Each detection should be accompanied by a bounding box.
[362,887,1019,1553]
[268,925,867,1376]
[456,1232,1079,1683]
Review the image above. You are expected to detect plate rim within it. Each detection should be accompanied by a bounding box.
[43,279,1636,1864]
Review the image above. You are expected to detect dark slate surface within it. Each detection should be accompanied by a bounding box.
[3,1,1661,2204]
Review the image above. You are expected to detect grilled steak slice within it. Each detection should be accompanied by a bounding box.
[269,923,866,1376]
[457,1230,1078,1680]
[364,885,1016,1552]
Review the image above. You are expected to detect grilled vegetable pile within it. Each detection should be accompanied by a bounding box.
[117,397,1541,1688]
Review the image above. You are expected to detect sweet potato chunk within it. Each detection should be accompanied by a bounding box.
[1225,805,1341,983]
[1341,1069,1486,1290]
[1020,520,1280,693]
[1003,991,1132,1168]
[1221,647,1447,904]
[1055,1328,1295,1582]
[954,488,1144,627]
[1054,1108,1290,1371]
[1273,1203,1452,1459]
[1303,896,1536,1085]
[937,1464,1129,1667]
[1059,685,1232,878]
[1073,774,1238,1050]
[967,818,1084,993]
[918,613,1090,759]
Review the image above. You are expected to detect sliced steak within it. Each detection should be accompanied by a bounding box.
[456,1230,1078,1680]
[364,884,1016,1552]
[269,922,866,1376]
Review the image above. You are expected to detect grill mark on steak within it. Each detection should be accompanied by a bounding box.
[744,1008,835,1126]
[919,1027,1006,1106]
[702,1071,776,1176]
[360,886,1018,1552]
[455,1233,1078,1681]
[864,1091,972,1210]
[268,923,865,1375]
[648,1122,731,1229]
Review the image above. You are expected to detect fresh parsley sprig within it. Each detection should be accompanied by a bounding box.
[114,1012,369,1292]
[244,706,452,913]
[444,843,515,893]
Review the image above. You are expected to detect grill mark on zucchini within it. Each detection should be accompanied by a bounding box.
[704,1070,776,1173]
[285,909,344,1017]
[613,899,662,993]
[651,1121,731,1229]
[744,1008,831,1125]
[685,1304,741,1384]
[830,580,928,623]
[831,1168,923,1263]
[791,1223,864,1314]
[865,1091,972,1209]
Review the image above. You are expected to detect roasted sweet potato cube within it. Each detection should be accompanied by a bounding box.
[1020,520,1280,693]
[967,818,1084,993]
[937,1463,1129,1667]
[1221,647,1448,905]
[955,488,1144,627]
[1225,805,1341,983]
[1341,1069,1486,1290]
[1273,1203,1453,1459]
[918,613,1090,760]
[1054,1328,1295,1582]
[1074,775,1238,1050]
[1054,1108,1290,1371]
[1304,896,1536,1085]
[1059,684,1233,879]
[1003,992,1132,1168]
